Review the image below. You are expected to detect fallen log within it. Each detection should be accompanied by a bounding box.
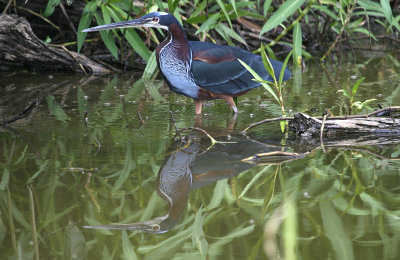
[242,107,400,136]
[0,14,113,74]
[289,112,400,137]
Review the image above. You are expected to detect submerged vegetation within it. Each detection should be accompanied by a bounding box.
[0,76,399,258]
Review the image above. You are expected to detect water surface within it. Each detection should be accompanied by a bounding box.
[1,52,399,259]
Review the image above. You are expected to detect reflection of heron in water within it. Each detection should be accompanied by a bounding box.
[84,135,302,233]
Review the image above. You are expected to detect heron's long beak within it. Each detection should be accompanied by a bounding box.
[82,17,151,32]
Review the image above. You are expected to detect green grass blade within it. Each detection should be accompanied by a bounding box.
[380,0,393,23]
[27,185,39,260]
[358,0,382,12]
[0,168,10,190]
[352,28,378,41]
[196,13,220,34]
[260,45,277,85]
[260,0,305,35]
[101,5,112,24]
[122,230,138,260]
[238,166,271,199]
[216,0,232,28]
[107,5,151,61]
[230,0,238,15]
[142,51,158,79]
[283,199,297,260]
[293,21,302,67]
[77,8,94,53]
[192,208,209,257]
[217,22,246,44]
[94,13,119,59]
[279,49,293,86]
[263,0,273,16]
[208,179,227,210]
[320,202,354,260]
[43,0,61,17]
[238,59,280,103]
[351,77,365,98]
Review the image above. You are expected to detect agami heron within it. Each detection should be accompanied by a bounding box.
[83,12,291,114]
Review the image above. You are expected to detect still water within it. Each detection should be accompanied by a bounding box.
[1,52,400,259]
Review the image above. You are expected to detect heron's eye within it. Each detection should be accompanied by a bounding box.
[153,17,159,23]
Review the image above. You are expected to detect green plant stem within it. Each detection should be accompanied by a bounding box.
[7,187,17,255]
[14,6,61,32]
[27,185,39,260]
[277,87,285,117]
[320,1,356,61]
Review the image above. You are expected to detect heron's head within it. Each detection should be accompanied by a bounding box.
[82,12,177,32]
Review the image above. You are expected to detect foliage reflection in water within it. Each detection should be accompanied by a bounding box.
[0,53,399,259]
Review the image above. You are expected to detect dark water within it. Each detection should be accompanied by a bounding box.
[1,52,399,259]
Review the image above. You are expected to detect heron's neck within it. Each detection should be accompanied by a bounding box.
[157,23,191,64]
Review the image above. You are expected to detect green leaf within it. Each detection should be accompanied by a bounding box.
[293,21,302,66]
[320,202,354,260]
[380,0,400,31]
[0,168,9,191]
[337,89,350,99]
[43,0,61,17]
[260,45,277,85]
[352,99,377,110]
[380,0,393,24]
[230,0,238,15]
[216,0,232,28]
[265,44,277,60]
[126,79,147,100]
[122,230,138,260]
[238,59,280,103]
[209,225,255,253]
[358,0,382,12]
[352,28,378,41]
[46,95,69,122]
[64,223,86,260]
[77,11,94,53]
[311,5,339,20]
[351,77,365,98]
[94,13,119,59]
[215,24,235,46]
[106,5,151,61]
[208,179,227,210]
[196,13,220,34]
[167,0,180,14]
[238,166,272,199]
[260,0,305,35]
[101,5,112,25]
[142,51,158,79]
[283,199,297,260]
[279,49,293,86]
[0,216,6,246]
[264,0,273,16]
[145,81,164,103]
[192,208,208,256]
[215,22,246,44]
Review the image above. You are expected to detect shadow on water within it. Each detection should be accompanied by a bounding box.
[0,53,400,259]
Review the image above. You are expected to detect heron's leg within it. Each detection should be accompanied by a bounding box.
[226,112,237,131]
[194,99,203,115]
[220,95,238,113]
